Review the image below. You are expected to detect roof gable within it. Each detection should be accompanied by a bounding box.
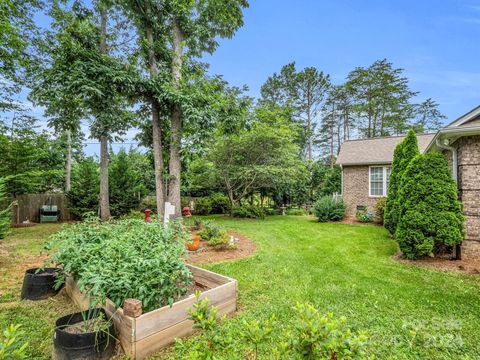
[336,134,435,166]
[446,105,480,128]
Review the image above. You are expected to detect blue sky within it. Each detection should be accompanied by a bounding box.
[26,0,480,155]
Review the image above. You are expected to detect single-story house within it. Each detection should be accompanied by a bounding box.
[336,105,480,259]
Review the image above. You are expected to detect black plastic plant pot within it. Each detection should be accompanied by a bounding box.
[21,267,62,300]
[53,308,116,360]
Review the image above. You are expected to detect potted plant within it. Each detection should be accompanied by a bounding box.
[53,307,116,360]
[21,267,63,300]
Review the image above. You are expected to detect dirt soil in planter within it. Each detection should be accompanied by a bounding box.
[64,318,110,335]
[395,253,480,275]
[187,232,256,265]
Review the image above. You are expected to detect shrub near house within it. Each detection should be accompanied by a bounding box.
[396,152,464,259]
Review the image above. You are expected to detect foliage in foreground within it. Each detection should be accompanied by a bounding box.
[396,152,464,259]
[384,130,419,234]
[178,293,371,359]
[0,179,12,240]
[48,218,192,311]
[313,195,345,222]
[0,324,28,359]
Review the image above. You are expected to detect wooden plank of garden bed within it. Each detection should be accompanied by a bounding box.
[187,264,234,288]
[134,297,237,359]
[134,279,237,341]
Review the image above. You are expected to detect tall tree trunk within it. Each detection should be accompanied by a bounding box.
[145,17,165,219]
[99,134,111,220]
[168,16,183,218]
[98,8,111,221]
[65,130,72,192]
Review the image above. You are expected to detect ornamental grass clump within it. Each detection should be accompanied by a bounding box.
[395,152,464,259]
[48,218,192,312]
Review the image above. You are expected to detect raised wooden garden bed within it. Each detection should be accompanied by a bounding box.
[65,264,237,359]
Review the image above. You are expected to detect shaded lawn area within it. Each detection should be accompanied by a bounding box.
[1,217,479,359]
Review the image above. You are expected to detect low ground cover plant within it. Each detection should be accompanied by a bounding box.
[47,218,192,311]
[356,210,374,223]
[313,195,345,222]
[198,221,232,250]
[178,294,370,359]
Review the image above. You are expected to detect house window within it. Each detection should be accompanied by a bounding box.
[369,166,391,197]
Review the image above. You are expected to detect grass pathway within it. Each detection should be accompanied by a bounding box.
[1,217,479,359]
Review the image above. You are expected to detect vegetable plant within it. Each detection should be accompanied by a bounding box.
[48,218,192,312]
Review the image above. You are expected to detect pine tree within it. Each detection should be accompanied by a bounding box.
[384,129,419,234]
[395,152,463,259]
[0,178,12,240]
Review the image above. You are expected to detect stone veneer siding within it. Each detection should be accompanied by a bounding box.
[342,165,385,218]
[457,135,480,259]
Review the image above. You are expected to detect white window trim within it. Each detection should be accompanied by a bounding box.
[368,166,390,197]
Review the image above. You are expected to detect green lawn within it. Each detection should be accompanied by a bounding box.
[1,217,479,359]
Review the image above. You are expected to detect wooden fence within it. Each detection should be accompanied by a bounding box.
[11,194,72,224]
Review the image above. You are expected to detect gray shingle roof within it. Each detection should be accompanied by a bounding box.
[336,134,435,166]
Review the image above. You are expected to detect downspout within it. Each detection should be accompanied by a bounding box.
[435,138,458,183]
[435,138,461,259]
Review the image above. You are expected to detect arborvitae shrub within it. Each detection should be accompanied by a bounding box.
[395,152,464,259]
[384,130,420,234]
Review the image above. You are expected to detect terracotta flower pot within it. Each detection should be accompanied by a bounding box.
[186,241,200,251]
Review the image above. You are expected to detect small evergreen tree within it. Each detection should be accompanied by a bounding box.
[109,150,139,217]
[395,152,464,259]
[0,178,12,239]
[67,158,99,219]
[384,129,419,234]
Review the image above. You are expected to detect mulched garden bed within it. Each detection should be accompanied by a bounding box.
[187,232,256,265]
[395,253,480,274]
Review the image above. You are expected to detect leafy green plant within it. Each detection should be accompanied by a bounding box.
[374,197,387,224]
[356,210,373,223]
[313,195,345,222]
[197,221,232,250]
[119,210,145,220]
[185,292,233,359]
[240,316,276,360]
[182,296,370,360]
[0,179,12,240]
[282,303,371,359]
[0,324,28,359]
[396,152,464,259]
[48,218,192,311]
[231,205,265,219]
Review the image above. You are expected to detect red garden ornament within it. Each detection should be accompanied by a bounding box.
[182,207,192,217]
[144,209,152,223]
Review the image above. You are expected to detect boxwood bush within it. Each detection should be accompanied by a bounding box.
[313,196,345,222]
[48,218,192,311]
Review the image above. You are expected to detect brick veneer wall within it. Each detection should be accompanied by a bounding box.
[342,165,384,218]
[457,135,480,259]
